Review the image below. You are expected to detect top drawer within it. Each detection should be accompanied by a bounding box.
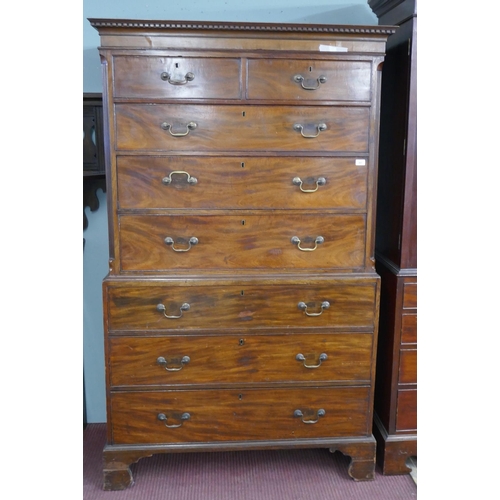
[112,56,241,99]
[247,59,371,102]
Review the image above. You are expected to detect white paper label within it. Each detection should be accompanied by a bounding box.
[355,159,366,166]
[319,44,348,52]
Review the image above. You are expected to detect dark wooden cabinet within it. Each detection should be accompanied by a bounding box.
[369,0,417,474]
[90,18,394,490]
[83,93,106,230]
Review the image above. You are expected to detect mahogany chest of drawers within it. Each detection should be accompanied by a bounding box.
[370,0,417,474]
[90,18,394,490]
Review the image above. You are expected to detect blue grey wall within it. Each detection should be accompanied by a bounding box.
[83,0,378,423]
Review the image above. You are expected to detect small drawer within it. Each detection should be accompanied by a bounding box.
[115,104,369,153]
[118,214,366,272]
[402,283,417,309]
[395,389,417,432]
[398,349,417,384]
[112,56,241,99]
[108,333,373,387]
[116,156,368,211]
[105,280,378,332]
[109,386,371,444]
[401,314,417,344]
[247,59,371,101]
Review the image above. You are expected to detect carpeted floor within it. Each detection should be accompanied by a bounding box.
[84,424,417,499]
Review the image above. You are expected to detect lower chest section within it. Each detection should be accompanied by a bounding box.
[104,276,378,445]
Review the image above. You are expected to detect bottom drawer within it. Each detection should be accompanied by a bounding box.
[110,387,371,444]
[395,389,417,432]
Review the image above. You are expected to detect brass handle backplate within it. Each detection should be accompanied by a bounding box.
[157,356,191,371]
[156,302,191,319]
[160,71,195,85]
[291,236,324,252]
[296,353,328,369]
[294,408,326,424]
[164,236,199,252]
[293,74,327,90]
[162,171,198,185]
[297,301,330,317]
[161,121,197,137]
[157,412,191,428]
[293,123,327,138]
[292,176,326,193]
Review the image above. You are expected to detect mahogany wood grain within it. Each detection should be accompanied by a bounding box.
[247,59,372,102]
[109,386,371,444]
[402,282,417,309]
[106,281,378,332]
[118,214,366,272]
[108,333,373,387]
[116,156,368,211]
[395,389,416,432]
[113,56,242,99]
[115,104,370,153]
[401,314,417,344]
[398,349,416,385]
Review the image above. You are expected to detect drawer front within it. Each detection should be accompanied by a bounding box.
[109,386,371,444]
[395,389,417,432]
[118,214,366,272]
[112,56,242,99]
[401,314,417,344]
[106,282,377,332]
[108,333,373,387]
[115,104,370,152]
[402,283,417,309]
[398,349,417,384]
[247,59,371,101]
[117,156,368,211]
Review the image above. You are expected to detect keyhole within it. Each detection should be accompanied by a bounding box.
[238,394,243,400]
[242,111,246,117]
[309,66,313,72]
[175,62,179,68]
[241,220,245,226]
[241,162,245,168]
[239,338,245,346]
[240,290,244,296]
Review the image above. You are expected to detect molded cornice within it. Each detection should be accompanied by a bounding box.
[88,18,396,35]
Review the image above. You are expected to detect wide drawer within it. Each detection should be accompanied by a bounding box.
[109,386,371,444]
[247,59,371,101]
[108,333,373,387]
[115,104,370,152]
[117,156,368,211]
[105,281,378,332]
[112,56,241,99]
[118,214,366,272]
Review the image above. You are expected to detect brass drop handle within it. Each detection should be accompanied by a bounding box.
[297,301,330,317]
[294,408,326,424]
[157,356,191,371]
[296,353,328,369]
[164,236,199,252]
[161,121,197,137]
[292,176,326,193]
[293,74,327,90]
[157,412,191,428]
[293,123,327,138]
[291,236,324,252]
[160,71,195,85]
[162,171,198,185]
[156,302,191,319]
